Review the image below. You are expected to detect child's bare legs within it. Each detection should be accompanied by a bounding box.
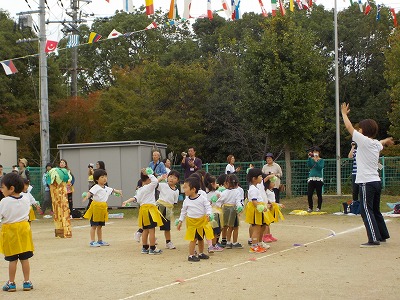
[198,239,205,254]
[8,260,18,282]
[221,226,227,241]
[232,227,239,243]
[90,225,97,241]
[164,230,171,242]
[226,226,233,243]
[251,225,260,245]
[148,228,156,246]
[189,240,197,256]
[263,225,271,235]
[20,259,30,281]
[96,226,103,241]
[259,225,266,242]
[142,229,149,245]
[248,225,253,239]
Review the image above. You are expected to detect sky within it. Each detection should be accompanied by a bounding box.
[1,0,400,40]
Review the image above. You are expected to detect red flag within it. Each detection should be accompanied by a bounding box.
[207,0,213,20]
[145,21,157,30]
[279,0,286,15]
[364,1,371,15]
[145,0,154,15]
[0,60,18,75]
[390,8,398,27]
[45,40,58,53]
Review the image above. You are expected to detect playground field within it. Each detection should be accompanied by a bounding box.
[0,213,399,300]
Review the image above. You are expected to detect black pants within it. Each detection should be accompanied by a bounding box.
[359,182,389,243]
[307,180,323,210]
[42,190,52,213]
[352,174,360,202]
[272,188,280,203]
[67,193,73,213]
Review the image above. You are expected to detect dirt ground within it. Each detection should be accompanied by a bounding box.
[0,213,399,300]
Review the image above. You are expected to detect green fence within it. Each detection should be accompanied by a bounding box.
[3,156,399,203]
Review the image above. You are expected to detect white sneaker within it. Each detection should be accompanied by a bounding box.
[134,231,142,243]
[261,242,271,249]
[166,241,176,249]
[316,208,320,212]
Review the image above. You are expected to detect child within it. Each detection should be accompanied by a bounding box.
[0,173,34,292]
[216,174,244,249]
[22,179,41,222]
[156,170,180,250]
[245,168,271,253]
[123,168,163,255]
[215,174,228,247]
[177,177,214,262]
[83,169,122,247]
[341,102,394,247]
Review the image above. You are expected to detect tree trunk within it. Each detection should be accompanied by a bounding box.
[284,144,292,197]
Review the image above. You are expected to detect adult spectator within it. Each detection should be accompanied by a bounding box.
[306,147,325,212]
[60,159,75,213]
[88,163,95,190]
[149,151,167,177]
[225,155,241,174]
[0,164,5,200]
[41,163,53,215]
[163,158,172,174]
[18,158,30,181]
[262,153,283,203]
[181,147,202,179]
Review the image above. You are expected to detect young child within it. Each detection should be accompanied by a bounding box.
[0,173,34,292]
[216,174,244,249]
[123,168,164,255]
[22,179,41,222]
[341,102,394,247]
[215,174,228,247]
[156,170,180,250]
[177,177,214,262]
[83,169,122,247]
[245,168,271,253]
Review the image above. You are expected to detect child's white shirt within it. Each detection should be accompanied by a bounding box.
[256,183,268,202]
[216,188,242,207]
[157,182,179,204]
[22,191,38,205]
[179,194,212,221]
[89,184,113,202]
[266,189,276,203]
[0,195,30,223]
[248,184,264,203]
[135,175,158,205]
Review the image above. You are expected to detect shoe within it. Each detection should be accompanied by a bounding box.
[261,242,271,249]
[316,208,320,212]
[213,245,224,252]
[307,208,313,213]
[249,245,267,253]
[149,248,162,255]
[360,241,380,248]
[207,246,215,253]
[198,253,209,259]
[225,242,233,249]
[166,242,176,249]
[134,231,142,243]
[141,248,149,254]
[269,235,278,242]
[2,281,16,292]
[97,241,110,246]
[232,243,243,249]
[89,241,101,247]
[247,239,252,245]
[188,255,200,262]
[262,234,274,243]
[380,239,387,242]
[220,240,227,248]
[23,281,33,291]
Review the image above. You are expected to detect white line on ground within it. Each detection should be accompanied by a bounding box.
[31,222,114,234]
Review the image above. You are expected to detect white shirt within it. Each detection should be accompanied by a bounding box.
[256,183,268,202]
[248,185,265,203]
[89,184,113,202]
[262,163,283,188]
[22,191,38,205]
[266,189,276,203]
[0,195,30,223]
[225,164,236,174]
[179,194,212,221]
[157,182,179,204]
[352,130,383,183]
[216,188,243,207]
[135,175,158,205]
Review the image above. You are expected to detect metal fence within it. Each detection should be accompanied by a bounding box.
[3,156,399,203]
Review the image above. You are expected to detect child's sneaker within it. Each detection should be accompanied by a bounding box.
[262,234,274,243]
[198,253,209,259]
[261,242,271,249]
[134,231,142,242]
[207,246,215,253]
[89,241,101,247]
[220,240,227,248]
[97,241,110,246]
[249,245,267,253]
[149,248,162,255]
[247,239,252,245]
[141,248,149,254]
[211,245,224,252]
[188,255,200,262]
[2,281,16,292]
[232,242,243,249]
[269,235,278,242]
[23,281,33,291]
[225,242,233,249]
[166,242,176,249]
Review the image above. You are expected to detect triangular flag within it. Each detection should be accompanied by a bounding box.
[364,1,371,15]
[45,40,58,53]
[108,29,122,39]
[88,32,102,44]
[258,0,268,17]
[376,4,381,21]
[296,0,303,9]
[66,34,79,48]
[0,60,18,75]
[207,0,213,20]
[301,0,309,10]
[221,0,232,18]
[145,0,154,15]
[390,8,398,27]
[145,21,157,30]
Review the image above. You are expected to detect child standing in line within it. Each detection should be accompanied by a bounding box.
[245,168,271,253]
[123,168,164,254]
[177,177,214,262]
[0,173,34,292]
[83,169,122,247]
[22,179,41,222]
[341,102,393,247]
[216,174,244,249]
[215,174,228,247]
[156,170,180,250]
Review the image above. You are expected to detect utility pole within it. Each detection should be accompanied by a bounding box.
[70,0,79,97]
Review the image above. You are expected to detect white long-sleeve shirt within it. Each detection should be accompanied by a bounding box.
[157,182,179,204]
[0,195,30,223]
[135,174,158,205]
[216,188,243,207]
[179,194,212,221]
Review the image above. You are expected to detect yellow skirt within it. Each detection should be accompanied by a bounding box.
[184,216,214,241]
[138,204,164,227]
[83,201,108,222]
[29,206,36,221]
[266,203,285,223]
[245,202,272,226]
[0,221,34,257]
